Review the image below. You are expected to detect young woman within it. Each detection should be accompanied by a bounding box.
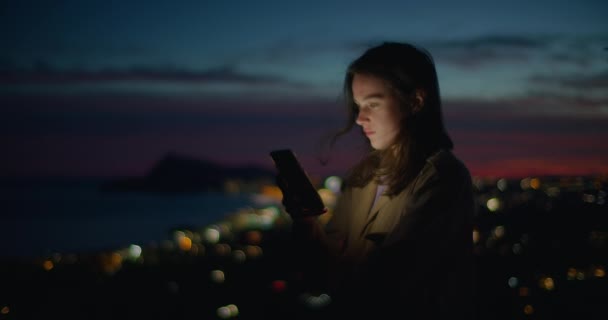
[279,42,476,319]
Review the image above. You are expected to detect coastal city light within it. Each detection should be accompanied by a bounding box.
[540,277,555,291]
[1,306,9,315]
[486,197,501,212]
[42,260,54,271]
[244,245,263,258]
[232,249,246,263]
[324,176,342,193]
[493,225,506,239]
[497,178,508,191]
[214,243,232,256]
[472,228,481,244]
[2,174,606,319]
[317,188,337,208]
[210,270,225,283]
[217,304,239,319]
[271,280,287,293]
[299,292,332,309]
[128,244,142,260]
[204,226,221,244]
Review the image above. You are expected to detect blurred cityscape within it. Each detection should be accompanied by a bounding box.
[1,174,607,320]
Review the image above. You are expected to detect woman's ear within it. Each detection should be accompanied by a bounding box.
[412,89,426,114]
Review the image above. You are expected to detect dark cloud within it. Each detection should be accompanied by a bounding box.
[0,64,308,87]
[2,89,606,178]
[439,35,550,50]
[333,36,542,69]
[429,33,607,69]
[1,41,150,63]
[529,70,608,90]
[546,34,608,67]
[427,34,551,68]
[0,91,351,178]
[0,93,344,136]
[548,52,595,68]
[444,91,608,122]
[443,96,608,177]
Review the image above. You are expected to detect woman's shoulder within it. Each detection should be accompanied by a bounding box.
[422,149,472,185]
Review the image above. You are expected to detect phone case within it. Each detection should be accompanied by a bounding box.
[270,149,326,216]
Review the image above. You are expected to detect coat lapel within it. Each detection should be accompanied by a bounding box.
[350,181,377,239]
[365,191,409,238]
[352,181,393,239]
[364,192,391,229]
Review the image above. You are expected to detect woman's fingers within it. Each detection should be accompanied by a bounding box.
[275,174,304,216]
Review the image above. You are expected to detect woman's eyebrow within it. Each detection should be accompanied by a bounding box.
[363,93,385,100]
[355,93,385,105]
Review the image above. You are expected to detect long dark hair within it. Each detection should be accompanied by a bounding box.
[327,42,453,195]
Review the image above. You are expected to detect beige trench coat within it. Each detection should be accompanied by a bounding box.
[292,149,477,319]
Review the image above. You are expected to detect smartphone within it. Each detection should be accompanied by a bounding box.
[269,149,327,216]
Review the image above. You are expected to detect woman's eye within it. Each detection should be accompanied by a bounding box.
[369,103,379,108]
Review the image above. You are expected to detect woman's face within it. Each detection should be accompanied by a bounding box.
[352,73,403,150]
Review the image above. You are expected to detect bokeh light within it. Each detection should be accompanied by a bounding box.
[299,292,332,309]
[486,198,501,212]
[214,243,232,256]
[576,271,585,280]
[43,260,54,271]
[1,306,9,315]
[539,277,555,291]
[519,287,529,297]
[493,225,505,239]
[497,178,508,191]
[217,304,239,319]
[324,176,342,193]
[271,280,287,293]
[210,270,225,284]
[232,250,246,263]
[245,245,263,258]
[472,228,481,244]
[128,244,142,260]
[594,266,605,278]
[530,178,541,190]
[204,226,221,244]
[317,188,337,208]
[512,243,523,255]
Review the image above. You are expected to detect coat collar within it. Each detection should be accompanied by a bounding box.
[349,181,376,239]
[344,149,447,242]
[350,180,393,238]
[366,188,391,229]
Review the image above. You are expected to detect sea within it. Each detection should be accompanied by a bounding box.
[0,178,259,259]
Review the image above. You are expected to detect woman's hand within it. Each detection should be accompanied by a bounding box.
[275,174,303,216]
[275,174,325,222]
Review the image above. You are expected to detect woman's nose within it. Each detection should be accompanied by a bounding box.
[355,110,368,126]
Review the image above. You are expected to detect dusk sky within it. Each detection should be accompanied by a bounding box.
[1,0,607,179]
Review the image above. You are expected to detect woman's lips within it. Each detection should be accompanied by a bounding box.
[364,130,375,136]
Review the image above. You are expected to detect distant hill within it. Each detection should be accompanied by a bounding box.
[100,153,275,193]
